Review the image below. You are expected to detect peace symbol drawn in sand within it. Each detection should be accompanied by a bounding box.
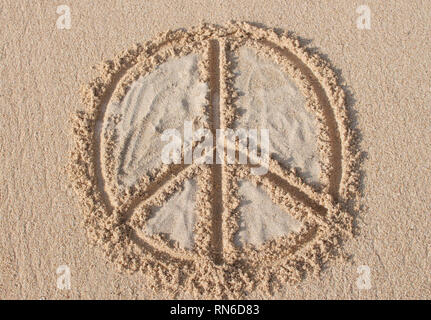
[69,22,360,298]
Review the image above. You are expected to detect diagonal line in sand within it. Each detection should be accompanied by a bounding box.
[128,227,195,265]
[94,35,193,212]
[256,39,343,199]
[122,164,195,223]
[243,160,349,237]
[68,23,359,297]
[120,164,203,262]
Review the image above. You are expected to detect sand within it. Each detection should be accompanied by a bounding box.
[145,179,198,250]
[102,54,208,189]
[1,0,430,300]
[234,47,321,186]
[67,22,358,298]
[235,180,302,247]
[102,44,321,254]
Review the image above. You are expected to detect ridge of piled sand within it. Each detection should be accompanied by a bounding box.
[68,22,360,298]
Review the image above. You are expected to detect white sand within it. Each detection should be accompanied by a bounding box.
[103,54,208,188]
[144,179,197,250]
[234,180,302,246]
[234,47,321,185]
[103,47,318,250]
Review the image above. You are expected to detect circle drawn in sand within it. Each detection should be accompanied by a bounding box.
[69,22,360,298]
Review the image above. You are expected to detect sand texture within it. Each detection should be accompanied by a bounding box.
[102,54,208,189]
[1,0,430,300]
[145,179,198,250]
[67,22,358,298]
[234,47,321,186]
[235,180,302,247]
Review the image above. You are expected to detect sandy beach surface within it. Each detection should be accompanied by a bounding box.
[1,0,430,299]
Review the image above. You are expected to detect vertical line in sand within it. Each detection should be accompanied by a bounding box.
[208,39,224,265]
